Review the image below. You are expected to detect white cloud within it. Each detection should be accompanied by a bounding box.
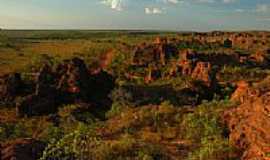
[163,0,180,4]
[223,0,236,4]
[145,7,164,14]
[195,0,215,3]
[101,0,123,11]
[101,0,183,11]
[256,4,269,13]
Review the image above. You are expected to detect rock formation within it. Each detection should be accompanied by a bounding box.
[249,49,270,67]
[224,78,270,160]
[191,62,217,88]
[144,65,161,84]
[224,38,232,48]
[16,57,115,117]
[132,37,178,66]
[0,73,23,103]
[230,81,252,103]
[224,94,270,160]
[1,138,45,160]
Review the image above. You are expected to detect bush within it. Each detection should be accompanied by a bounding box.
[187,136,235,160]
[110,87,134,107]
[40,128,167,160]
[106,88,134,118]
[182,100,237,160]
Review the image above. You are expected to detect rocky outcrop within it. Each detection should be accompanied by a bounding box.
[224,94,270,160]
[249,49,270,67]
[224,78,270,160]
[0,73,23,103]
[16,57,115,117]
[56,57,92,101]
[99,49,115,70]
[1,138,45,160]
[223,39,232,48]
[191,62,214,87]
[132,37,178,66]
[230,81,253,103]
[16,63,59,117]
[144,65,161,84]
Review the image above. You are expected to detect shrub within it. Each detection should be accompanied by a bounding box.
[187,136,235,160]
[110,87,134,107]
[182,100,237,160]
[40,128,167,160]
[106,102,129,119]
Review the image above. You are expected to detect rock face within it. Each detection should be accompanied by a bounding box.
[16,63,59,117]
[1,138,45,160]
[223,38,232,48]
[224,79,270,160]
[230,81,252,103]
[144,65,161,84]
[191,62,214,87]
[89,70,115,106]
[16,57,115,117]
[177,49,217,88]
[0,73,23,103]
[249,49,270,67]
[224,95,270,160]
[99,49,115,70]
[178,49,197,76]
[132,37,178,66]
[56,57,92,102]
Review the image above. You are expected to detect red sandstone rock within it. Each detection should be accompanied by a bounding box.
[16,57,115,117]
[249,49,270,65]
[179,49,197,61]
[100,49,115,69]
[191,62,213,87]
[1,138,45,160]
[132,38,177,66]
[231,81,252,103]
[0,73,23,103]
[224,78,270,160]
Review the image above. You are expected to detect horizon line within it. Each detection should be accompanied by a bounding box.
[1,28,270,33]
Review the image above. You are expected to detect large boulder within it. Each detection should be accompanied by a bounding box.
[57,57,115,104]
[0,73,23,103]
[191,62,216,88]
[249,49,270,67]
[1,138,45,160]
[57,57,92,101]
[16,64,58,117]
[89,70,115,106]
[16,93,58,117]
[230,81,253,103]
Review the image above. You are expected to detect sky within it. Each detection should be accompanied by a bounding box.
[0,0,270,31]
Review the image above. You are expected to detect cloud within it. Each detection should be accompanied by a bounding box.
[101,0,182,11]
[145,7,164,14]
[223,0,236,4]
[163,0,180,4]
[256,4,269,13]
[195,0,215,3]
[101,0,123,11]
